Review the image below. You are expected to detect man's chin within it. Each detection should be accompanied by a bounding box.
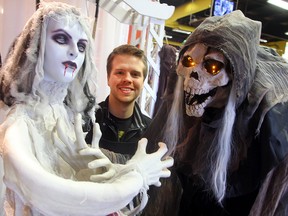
[119,96,136,104]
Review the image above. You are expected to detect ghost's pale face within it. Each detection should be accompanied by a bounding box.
[43,18,88,83]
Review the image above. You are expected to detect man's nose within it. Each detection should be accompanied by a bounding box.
[123,73,132,83]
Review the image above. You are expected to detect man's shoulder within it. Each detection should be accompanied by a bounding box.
[97,100,106,108]
[141,113,152,125]
[95,100,108,122]
[134,102,152,126]
[136,111,152,128]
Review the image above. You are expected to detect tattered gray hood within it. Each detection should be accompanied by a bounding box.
[179,10,261,107]
[143,11,288,208]
[179,10,288,130]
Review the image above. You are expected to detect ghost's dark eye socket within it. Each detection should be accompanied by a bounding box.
[203,59,224,75]
[182,55,195,67]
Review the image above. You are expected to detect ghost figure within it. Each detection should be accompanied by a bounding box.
[0,2,173,216]
[141,10,288,216]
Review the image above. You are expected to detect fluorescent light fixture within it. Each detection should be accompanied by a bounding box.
[285,32,288,36]
[172,29,191,35]
[260,38,268,43]
[267,0,288,10]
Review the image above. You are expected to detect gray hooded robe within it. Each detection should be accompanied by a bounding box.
[142,10,288,216]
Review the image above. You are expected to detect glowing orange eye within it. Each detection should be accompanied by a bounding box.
[181,55,196,67]
[203,59,224,75]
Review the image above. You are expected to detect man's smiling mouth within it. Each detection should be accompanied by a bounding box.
[120,87,133,93]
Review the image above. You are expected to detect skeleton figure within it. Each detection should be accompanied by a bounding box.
[142,10,288,216]
[0,2,173,215]
[177,43,231,117]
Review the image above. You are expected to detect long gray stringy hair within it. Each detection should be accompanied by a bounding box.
[163,75,236,202]
[160,10,288,203]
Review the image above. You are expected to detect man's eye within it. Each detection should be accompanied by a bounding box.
[131,72,141,78]
[52,34,68,44]
[203,59,224,75]
[78,42,86,53]
[181,55,195,67]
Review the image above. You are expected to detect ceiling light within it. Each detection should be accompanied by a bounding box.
[165,35,173,39]
[172,29,191,35]
[260,38,268,43]
[267,0,288,10]
[285,32,288,35]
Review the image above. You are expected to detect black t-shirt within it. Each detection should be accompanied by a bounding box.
[85,99,152,156]
[109,113,132,141]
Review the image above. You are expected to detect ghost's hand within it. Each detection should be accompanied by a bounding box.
[53,113,115,181]
[127,138,174,188]
[52,114,90,171]
[79,147,116,182]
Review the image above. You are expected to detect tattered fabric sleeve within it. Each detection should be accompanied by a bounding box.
[2,119,143,216]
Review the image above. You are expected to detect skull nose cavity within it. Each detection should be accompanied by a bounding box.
[190,71,199,80]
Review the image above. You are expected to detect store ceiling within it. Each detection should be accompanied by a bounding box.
[160,0,288,47]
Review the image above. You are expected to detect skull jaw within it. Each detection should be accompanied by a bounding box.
[186,105,204,117]
[185,96,213,117]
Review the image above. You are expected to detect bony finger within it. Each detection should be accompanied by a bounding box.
[74,113,88,150]
[88,158,111,169]
[156,142,168,156]
[52,131,66,152]
[56,118,69,144]
[161,156,174,168]
[160,169,171,178]
[158,142,168,151]
[153,181,161,187]
[90,169,116,182]
[137,138,148,152]
[79,148,102,157]
[91,123,101,149]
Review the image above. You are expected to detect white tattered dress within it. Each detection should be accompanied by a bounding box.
[0,81,144,216]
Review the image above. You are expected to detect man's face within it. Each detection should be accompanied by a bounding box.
[108,54,145,104]
[44,18,88,83]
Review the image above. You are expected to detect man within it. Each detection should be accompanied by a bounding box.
[86,44,151,157]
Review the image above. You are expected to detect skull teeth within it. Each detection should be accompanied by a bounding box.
[184,88,217,106]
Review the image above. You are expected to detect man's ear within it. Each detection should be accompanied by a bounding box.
[107,75,110,86]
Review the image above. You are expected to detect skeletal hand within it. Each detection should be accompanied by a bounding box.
[53,113,116,181]
[127,138,174,188]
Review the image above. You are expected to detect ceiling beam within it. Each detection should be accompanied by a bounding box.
[165,0,211,30]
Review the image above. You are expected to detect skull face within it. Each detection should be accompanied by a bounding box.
[177,43,230,117]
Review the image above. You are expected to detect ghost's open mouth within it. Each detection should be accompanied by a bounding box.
[185,88,217,106]
[63,61,77,70]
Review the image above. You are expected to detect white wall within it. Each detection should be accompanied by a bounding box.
[0,0,129,103]
[92,7,130,102]
[0,0,35,59]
